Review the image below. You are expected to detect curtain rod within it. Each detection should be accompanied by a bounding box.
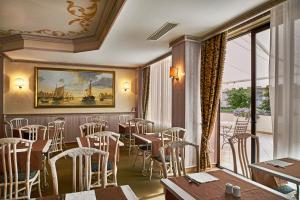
[142,51,171,69]
[200,0,285,41]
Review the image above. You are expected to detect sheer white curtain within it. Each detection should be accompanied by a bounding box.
[146,56,172,131]
[269,0,300,159]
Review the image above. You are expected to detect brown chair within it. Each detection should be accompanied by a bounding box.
[229,133,259,178]
[160,141,199,178]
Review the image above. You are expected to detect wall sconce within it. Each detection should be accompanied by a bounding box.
[123,81,130,92]
[170,66,179,81]
[15,78,25,89]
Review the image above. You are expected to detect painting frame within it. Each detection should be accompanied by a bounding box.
[34,67,115,108]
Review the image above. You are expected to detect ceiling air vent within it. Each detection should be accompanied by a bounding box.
[147,22,178,40]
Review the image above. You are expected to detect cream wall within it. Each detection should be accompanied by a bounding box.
[3,58,137,114]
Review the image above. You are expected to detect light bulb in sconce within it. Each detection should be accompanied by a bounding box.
[15,78,25,89]
[123,81,130,92]
[169,66,179,81]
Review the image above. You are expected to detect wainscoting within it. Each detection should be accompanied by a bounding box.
[4,112,135,142]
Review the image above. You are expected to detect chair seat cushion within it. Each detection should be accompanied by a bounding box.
[138,144,151,151]
[154,155,171,162]
[0,170,38,182]
[92,161,113,172]
[276,185,295,194]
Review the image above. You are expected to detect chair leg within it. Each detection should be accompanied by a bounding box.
[132,150,139,167]
[149,159,154,181]
[38,173,42,197]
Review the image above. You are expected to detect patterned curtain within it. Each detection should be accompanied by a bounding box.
[142,67,150,119]
[200,32,227,170]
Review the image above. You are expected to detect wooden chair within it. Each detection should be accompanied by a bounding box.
[160,141,200,178]
[3,121,13,138]
[48,147,108,195]
[126,118,143,156]
[86,131,120,187]
[47,120,65,156]
[221,118,249,148]
[0,138,42,199]
[229,133,259,178]
[80,122,102,137]
[149,127,187,180]
[132,120,155,169]
[10,118,29,129]
[118,114,132,124]
[19,125,47,141]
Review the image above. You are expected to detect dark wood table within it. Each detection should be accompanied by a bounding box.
[37,185,138,200]
[249,158,300,199]
[161,169,289,200]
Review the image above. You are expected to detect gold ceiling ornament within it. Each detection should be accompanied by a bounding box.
[0,0,100,38]
[67,0,99,31]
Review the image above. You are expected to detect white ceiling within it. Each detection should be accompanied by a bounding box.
[5,0,270,67]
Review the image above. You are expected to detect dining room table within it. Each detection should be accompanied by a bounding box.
[36,185,138,200]
[249,157,300,199]
[132,133,164,174]
[160,169,290,200]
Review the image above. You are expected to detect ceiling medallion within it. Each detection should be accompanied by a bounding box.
[0,0,100,38]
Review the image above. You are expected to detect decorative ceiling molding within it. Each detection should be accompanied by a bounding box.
[2,52,138,70]
[0,0,126,53]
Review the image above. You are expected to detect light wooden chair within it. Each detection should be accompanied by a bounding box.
[221,118,250,148]
[118,114,132,124]
[80,122,102,137]
[160,141,200,178]
[48,147,109,195]
[132,120,155,173]
[3,121,13,138]
[86,131,120,187]
[19,125,47,141]
[149,127,187,180]
[0,138,42,199]
[47,119,65,156]
[229,133,259,178]
[10,118,29,129]
[126,118,144,156]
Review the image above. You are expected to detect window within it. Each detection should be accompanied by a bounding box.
[218,25,272,172]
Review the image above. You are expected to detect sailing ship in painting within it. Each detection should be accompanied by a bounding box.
[36,68,115,107]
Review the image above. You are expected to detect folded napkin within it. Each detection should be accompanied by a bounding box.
[186,172,219,184]
[265,159,294,168]
[65,190,96,200]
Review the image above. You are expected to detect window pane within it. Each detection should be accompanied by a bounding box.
[256,28,273,162]
[220,33,251,172]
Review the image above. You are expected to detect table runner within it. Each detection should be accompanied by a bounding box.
[37,186,129,200]
[0,140,49,173]
[253,158,300,179]
[168,170,287,200]
[134,134,161,157]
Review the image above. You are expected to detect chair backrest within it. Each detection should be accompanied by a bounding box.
[49,147,108,195]
[135,120,154,135]
[118,114,133,124]
[160,127,187,146]
[3,120,13,138]
[0,138,33,199]
[80,122,101,137]
[233,119,250,135]
[160,141,199,178]
[19,125,47,141]
[229,133,259,178]
[10,118,29,129]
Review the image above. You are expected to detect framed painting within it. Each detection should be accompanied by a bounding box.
[35,67,115,108]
